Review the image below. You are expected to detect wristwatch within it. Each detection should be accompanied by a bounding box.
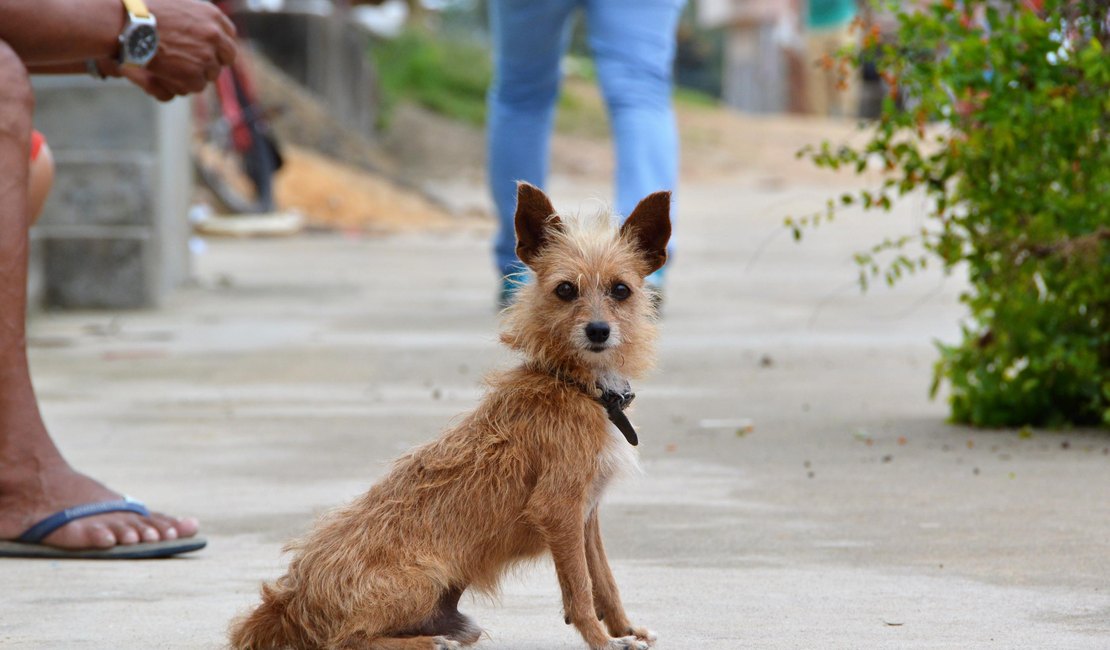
[118,0,159,67]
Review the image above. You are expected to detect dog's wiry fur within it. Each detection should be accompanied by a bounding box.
[229,183,671,650]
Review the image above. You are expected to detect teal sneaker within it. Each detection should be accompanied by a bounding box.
[498,272,532,310]
[498,276,517,310]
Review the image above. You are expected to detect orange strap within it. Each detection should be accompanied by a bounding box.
[121,0,150,19]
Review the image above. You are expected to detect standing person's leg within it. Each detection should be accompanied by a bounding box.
[487,0,578,288]
[0,41,199,553]
[586,0,683,286]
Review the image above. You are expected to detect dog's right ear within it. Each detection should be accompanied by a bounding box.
[514,182,561,269]
[621,191,672,275]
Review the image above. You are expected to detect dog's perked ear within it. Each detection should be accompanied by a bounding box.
[514,182,562,269]
[620,191,672,275]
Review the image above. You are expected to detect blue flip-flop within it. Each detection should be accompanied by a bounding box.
[0,498,206,559]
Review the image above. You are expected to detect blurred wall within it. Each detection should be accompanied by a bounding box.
[699,0,794,113]
[234,13,381,137]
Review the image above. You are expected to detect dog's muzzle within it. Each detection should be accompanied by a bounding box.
[585,321,610,352]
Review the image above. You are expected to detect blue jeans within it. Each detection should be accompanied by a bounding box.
[487,0,684,279]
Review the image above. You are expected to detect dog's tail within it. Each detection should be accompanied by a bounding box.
[228,582,301,650]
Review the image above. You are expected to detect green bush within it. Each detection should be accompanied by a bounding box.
[373,29,493,127]
[796,0,1110,427]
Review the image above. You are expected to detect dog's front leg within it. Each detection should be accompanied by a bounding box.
[528,488,648,649]
[585,511,656,646]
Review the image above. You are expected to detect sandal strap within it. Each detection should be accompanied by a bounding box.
[17,499,151,543]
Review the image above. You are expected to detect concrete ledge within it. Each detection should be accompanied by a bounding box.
[37,151,156,228]
[31,77,158,152]
[43,235,151,309]
[28,75,192,310]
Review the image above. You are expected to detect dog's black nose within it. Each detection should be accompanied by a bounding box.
[585,321,610,344]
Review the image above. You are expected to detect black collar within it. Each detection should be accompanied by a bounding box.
[530,366,639,446]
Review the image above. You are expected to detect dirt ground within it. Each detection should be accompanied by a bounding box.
[274,146,458,233]
[377,84,870,202]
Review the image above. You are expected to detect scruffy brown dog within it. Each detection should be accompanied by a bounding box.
[229,183,671,650]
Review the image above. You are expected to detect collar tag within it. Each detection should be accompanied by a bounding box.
[529,364,642,446]
[598,389,638,446]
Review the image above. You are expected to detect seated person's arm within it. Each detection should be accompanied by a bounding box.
[1,0,236,101]
[0,0,125,64]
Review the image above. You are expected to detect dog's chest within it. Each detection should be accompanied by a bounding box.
[588,422,641,512]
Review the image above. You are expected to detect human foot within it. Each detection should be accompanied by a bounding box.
[0,461,199,551]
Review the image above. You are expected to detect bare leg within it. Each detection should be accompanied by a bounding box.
[0,40,199,550]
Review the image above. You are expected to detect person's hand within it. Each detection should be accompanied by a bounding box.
[117,65,178,102]
[140,0,237,98]
[94,59,176,102]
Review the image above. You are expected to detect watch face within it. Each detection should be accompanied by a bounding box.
[126,24,159,64]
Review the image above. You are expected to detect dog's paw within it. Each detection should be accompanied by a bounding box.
[432,637,462,650]
[629,627,657,646]
[604,636,651,650]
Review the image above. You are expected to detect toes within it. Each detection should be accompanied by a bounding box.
[83,521,117,545]
[432,637,462,650]
[29,504,198,551]
[108,519,141,545]
[129,512,191,543]
[151,513,199,539]
[44,520,116,550]
[147,513,179,540]
[138,523,161,542]
[84,522,117,549]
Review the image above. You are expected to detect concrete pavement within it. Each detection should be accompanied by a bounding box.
[4,177,1110,648]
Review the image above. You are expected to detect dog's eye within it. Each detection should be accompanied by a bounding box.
[555,282,578,301]
[610,283,631,302]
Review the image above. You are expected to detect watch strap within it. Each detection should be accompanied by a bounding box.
[121,0,151,19]
[85,59,107,80]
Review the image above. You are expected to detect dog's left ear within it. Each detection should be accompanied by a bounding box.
[515,182,562,269]
[620,191,672,275]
